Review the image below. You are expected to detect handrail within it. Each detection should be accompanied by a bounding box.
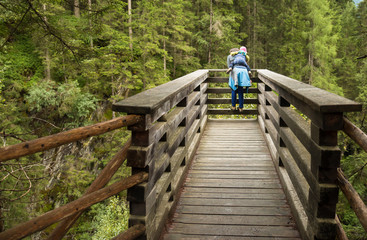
[0,115,142,162]
[256,69,361,240]
[337,168,367,232]
[0,115,144,240]
[0,172,148,240]
[336,117,367,234]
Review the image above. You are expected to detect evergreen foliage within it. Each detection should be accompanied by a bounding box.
[0,0,366,238]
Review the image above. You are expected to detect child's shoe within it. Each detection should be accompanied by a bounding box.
[230,106,236,110]
[239,108,243,113]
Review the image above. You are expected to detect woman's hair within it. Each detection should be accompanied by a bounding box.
[229,48,239,53]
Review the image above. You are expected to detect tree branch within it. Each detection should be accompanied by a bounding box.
[30,117,61,130]
[0,5,31,49]
[25,0,80,64]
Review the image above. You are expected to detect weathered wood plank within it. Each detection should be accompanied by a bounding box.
[180,192,285,199]
[179,198,287,207]
[206,98,259,105]
[168,223,300,238]
[206,87,260,94]
[175,205,292,216]
[173,214,295,226]
[204,77,261,83]
[207,109,258,115]
[182,186,284,194]
[113,70,208,115]
[164,234,300,240]
[257,69,361,113]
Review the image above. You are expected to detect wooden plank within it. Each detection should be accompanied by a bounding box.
[189,166,276,171]
[168,223,300,238]
[183,186,284,194]
[207,98,259,105]
[179,198,287,207]
[206,87,260,94]
[184,179,282,188]
[173,214,295,226]
[175,205,292,216]
[164,234,300,240]
[207,109,258,115]
[204,77,261,83]
[113,70,208,115]
[180,192,285,200]
[257,69,361,113]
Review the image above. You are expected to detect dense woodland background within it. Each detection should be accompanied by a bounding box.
[0,0,367,239]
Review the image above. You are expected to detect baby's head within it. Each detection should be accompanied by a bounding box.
[240,46,247,53]
[238,50,246,56]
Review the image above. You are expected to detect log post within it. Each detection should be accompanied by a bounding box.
[310,113,342,240]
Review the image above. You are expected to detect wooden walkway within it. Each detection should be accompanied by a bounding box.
[163,119,301,239]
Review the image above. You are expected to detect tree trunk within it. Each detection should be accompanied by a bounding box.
[88,0,93,48]
[309,51,313,84]
[128,0,133,58]
[163,29,166,77]
[253,0,257,69]
[43,4,51,80]
[74,0,80,18]
[208,0,213,64]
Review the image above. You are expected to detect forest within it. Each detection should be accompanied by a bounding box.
[0,0,367,239]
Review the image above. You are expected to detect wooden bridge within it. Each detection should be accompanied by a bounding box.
[1,69,367,240]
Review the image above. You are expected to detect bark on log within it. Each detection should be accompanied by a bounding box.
[337,168,367,232]
[112,224,146,240]
[0,115,142,162]
[0,172,148,240]
[335,215,349,240]
[343,117,367,153]
[47,139,132,240]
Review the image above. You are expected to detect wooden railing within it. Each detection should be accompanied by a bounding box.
[1,69,365,240]
[336,117,367,239]
[112,70,209,240]
[256,69,362,240]
[0,115,147,240]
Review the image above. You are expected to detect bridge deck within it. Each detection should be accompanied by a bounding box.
[163,119,301,239]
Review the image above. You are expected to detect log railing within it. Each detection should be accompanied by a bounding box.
[0,115,147,240]
[256,69,362,240]
[337,117,367,236]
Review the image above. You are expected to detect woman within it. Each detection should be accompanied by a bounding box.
[226,50,251,112]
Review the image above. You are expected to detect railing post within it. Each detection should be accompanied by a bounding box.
[310,113,342,240]
[127,115,157,240]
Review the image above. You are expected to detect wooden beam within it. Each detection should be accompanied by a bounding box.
[335,215,349,240]
[343,117,367,153]
[47,139,132,240]
[0,172,148,240]
[112,224,146,240]
[337,168,367,232]
[0,115,142,162]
